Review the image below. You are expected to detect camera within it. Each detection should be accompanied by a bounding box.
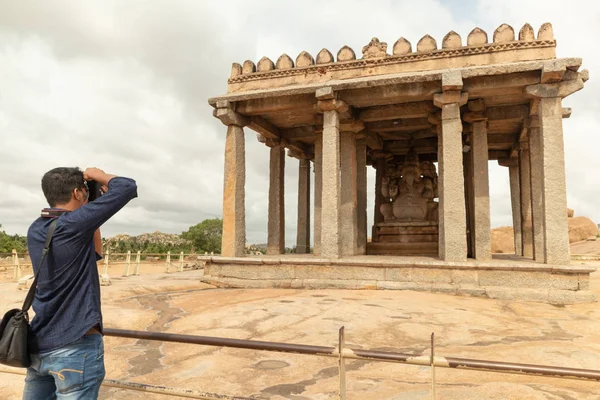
[86,180,103,202]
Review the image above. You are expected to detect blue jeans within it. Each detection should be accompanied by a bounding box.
[23,334,105,400]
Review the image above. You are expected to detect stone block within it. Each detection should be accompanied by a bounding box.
[384,268,411,281]
[218,264,295,280]
[377,281,432,292]
[204,264,221,276]
[456,285,487,297]
[578,274,590,290]
[451,270,479,285]
[431,283,458,294]
[441,70,463,90]
[294,265,384,281]
[410,268,453,283]
[485,287,549,303]
[100,274,112,286]
[291,279,304,289]
[478,270,579,290]
[302,279,377,290]
[548,289,597,305]
[17,274,34,290]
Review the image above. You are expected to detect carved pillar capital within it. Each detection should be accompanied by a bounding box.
[463,99,488,124]
[498,158,518,168]
[524,69,588,100]
[433,91,468,109]
[339,119,365,133]
[428,112,441,126]
[213,100,250,127]
[371,150,390,160]
[316,98,349,113]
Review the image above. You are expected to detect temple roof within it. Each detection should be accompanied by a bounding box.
[224,23,557,93]
[209,23,588,165]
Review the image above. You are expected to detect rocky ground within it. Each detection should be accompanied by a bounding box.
[1,260,600,399]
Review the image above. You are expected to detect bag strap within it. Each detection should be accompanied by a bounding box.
[22,219,58,312]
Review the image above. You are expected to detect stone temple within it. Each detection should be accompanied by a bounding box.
[201,23,595,304]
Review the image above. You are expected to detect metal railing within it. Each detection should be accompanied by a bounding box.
[3,326,599,399]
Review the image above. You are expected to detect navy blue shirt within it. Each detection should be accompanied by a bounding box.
[27,177,137,352]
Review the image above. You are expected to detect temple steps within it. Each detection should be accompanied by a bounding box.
[366,241,438,256]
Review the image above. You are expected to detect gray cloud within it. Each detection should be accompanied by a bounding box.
[1,0,599,247]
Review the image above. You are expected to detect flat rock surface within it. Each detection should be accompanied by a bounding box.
[1,264,600,399]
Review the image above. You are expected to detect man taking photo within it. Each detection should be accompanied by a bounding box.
[23,167,137,399]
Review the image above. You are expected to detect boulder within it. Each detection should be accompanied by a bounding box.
[491,226,515,254]
[568,216,599,243]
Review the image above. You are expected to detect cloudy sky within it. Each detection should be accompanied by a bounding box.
[1,0,598,246]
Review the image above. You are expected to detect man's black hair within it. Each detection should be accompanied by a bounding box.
[41,167,85,207]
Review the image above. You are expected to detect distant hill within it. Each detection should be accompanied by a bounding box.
[104,231,192,254]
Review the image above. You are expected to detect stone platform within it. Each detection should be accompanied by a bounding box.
[197,255,597,305]
[369,221,439,256]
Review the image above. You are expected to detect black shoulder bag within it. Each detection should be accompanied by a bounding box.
[0,219,57,368]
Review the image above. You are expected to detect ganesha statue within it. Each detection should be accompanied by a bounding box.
[380,150,439,222]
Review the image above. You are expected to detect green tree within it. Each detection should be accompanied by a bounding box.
[0,224,28,253]
[181,218,223,254]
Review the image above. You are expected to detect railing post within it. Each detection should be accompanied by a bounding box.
[178,251,184,272]
[103,251,110,275]
[12,249,20,281]
[431,332,436,400]
[165,251,171,273]
[124,251,131,277]
[338,326,346,400]
[134,251,141,276]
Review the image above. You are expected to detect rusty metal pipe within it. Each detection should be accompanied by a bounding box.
[104,328,335,356]
[0,367,253,400]
[104,328,600,382]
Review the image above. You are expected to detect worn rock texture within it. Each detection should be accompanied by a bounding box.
[4,266,600,399]
[569,216,599,243]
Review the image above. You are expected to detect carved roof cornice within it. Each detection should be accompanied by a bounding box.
[230,40,555,84]
[227,24,557,92]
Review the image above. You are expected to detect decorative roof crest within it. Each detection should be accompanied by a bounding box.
[362,37,388,59]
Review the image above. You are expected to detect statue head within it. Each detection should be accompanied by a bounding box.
[401,149,421,187]
[421,161,437,179]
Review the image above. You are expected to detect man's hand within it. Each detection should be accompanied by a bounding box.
[83,168,117,187]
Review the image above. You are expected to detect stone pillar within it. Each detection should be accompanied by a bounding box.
[372,156,387,241]
[321,110,341,258]
[525,71,587,264]
[508,163,523,256]
[316,88,346,259]
[463,150,475,258]
[221,124,247,257]
[296,158,311,254]
[356,137,368,254]
[470,120,491,260]
[528,118,545,262]
[267,144,285,255]
[433,75,468,262]
[313,135,322,256]
[539,97,570,264]
[519,146,533,258]
[340,132,358,256]
[215,103,249,258]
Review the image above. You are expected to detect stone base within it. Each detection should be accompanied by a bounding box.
[17,274,34,290]
[196,255,596,305]
[369,221,438,256]
[100,274,112,286]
